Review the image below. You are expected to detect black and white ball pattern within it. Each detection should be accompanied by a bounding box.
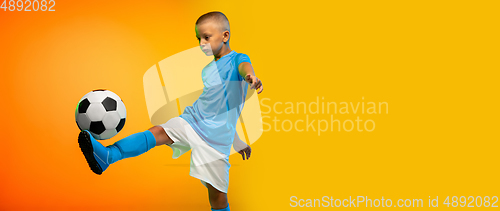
[75,89,126,140]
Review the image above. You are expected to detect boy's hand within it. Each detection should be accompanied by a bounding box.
[245,74,263,94]
[238,145,252,160]
[233,135,252,160]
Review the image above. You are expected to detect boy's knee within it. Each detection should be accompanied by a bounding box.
[207,184,228,209]
[148,126,173,146]
[209,195,228,209]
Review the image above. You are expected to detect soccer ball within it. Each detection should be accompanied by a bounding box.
[75,89,126,140]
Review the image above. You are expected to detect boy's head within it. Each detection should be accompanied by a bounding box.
[195,11,230,57]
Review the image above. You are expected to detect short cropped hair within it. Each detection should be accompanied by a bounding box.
[196,11,230,33]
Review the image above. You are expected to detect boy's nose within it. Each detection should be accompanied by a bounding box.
[200,43,212,51]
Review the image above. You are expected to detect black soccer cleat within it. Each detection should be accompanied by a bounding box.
[78,130,109,175]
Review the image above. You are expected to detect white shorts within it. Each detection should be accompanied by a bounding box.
[160,117,231,193]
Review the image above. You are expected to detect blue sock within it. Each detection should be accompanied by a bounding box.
[211,204,230,211]
[107,130,156,164]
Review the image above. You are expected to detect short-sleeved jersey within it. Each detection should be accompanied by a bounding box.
[179,50,251,157]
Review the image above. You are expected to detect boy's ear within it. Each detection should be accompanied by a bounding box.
[223,30,230,43]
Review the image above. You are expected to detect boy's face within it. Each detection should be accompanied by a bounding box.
[195,21,228,57]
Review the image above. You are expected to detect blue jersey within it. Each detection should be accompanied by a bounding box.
[180,50,250,157]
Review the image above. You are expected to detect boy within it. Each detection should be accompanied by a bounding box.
[77,11,263,211]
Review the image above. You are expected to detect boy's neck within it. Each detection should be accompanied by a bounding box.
[214,45,231,61]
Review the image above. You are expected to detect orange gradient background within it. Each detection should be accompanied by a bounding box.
[2,0,499,210]
[0,1,266,210]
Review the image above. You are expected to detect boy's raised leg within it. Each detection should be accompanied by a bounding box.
[148,125,174,146]
[78,125,173,175]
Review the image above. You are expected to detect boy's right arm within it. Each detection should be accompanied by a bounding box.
[233,132,251,160]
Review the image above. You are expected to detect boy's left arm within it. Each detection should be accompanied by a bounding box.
[238,62,263,94]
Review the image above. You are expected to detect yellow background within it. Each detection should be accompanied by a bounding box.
[0,0,498,210]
